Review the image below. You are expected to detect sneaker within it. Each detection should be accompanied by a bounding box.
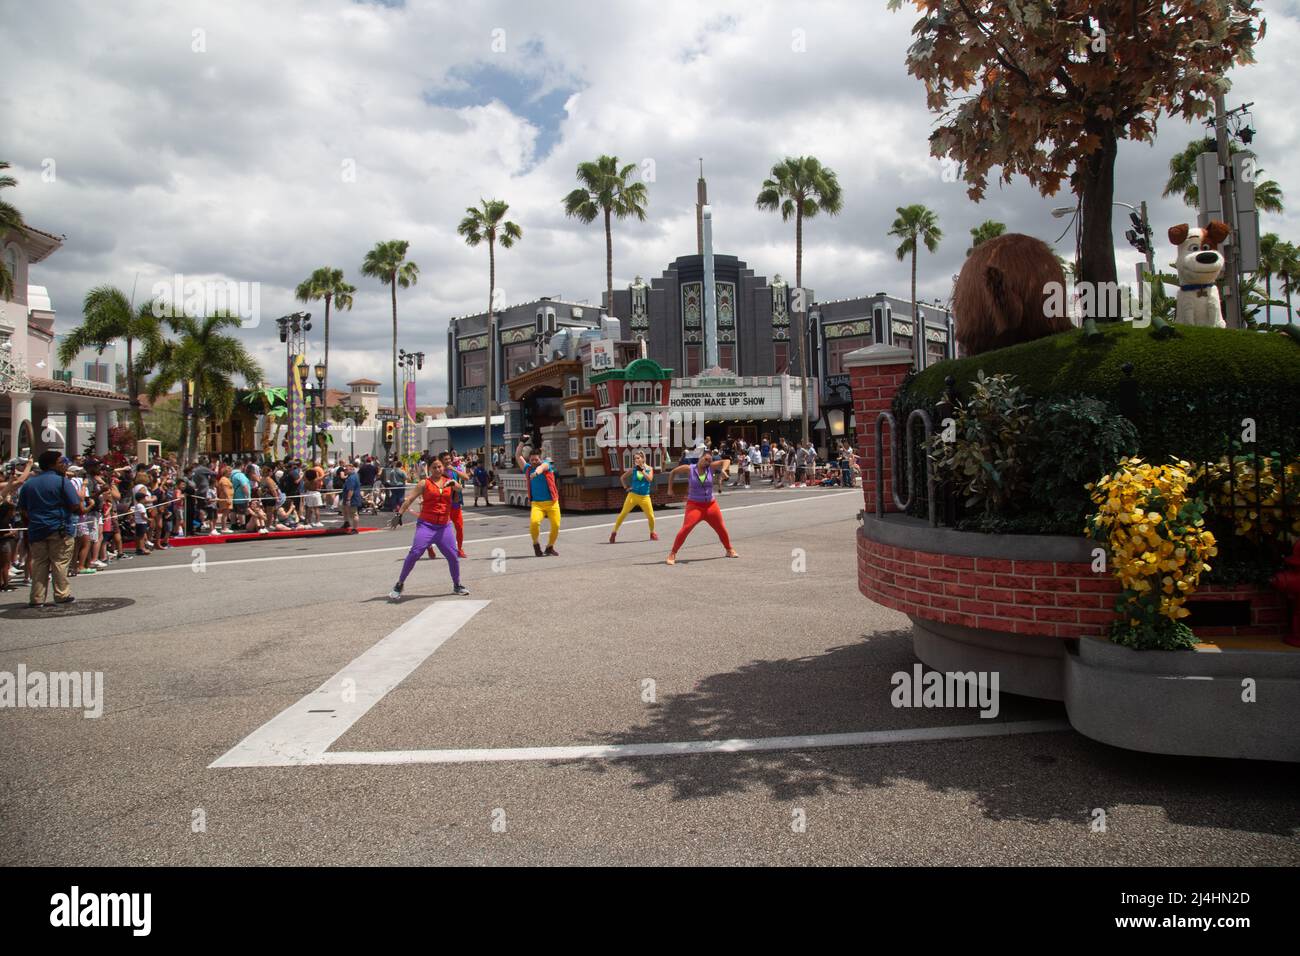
[650,532,659,541]
[80,567,97,575]
[665,553,677,566]
[533,542,543,557]
[726,548,739,558]
[54,595,76,605]
[457,549,468,559]
[544,546,559,557]
[609,532,617,544]
[387,583,403,602]
[312,522,325,529]
[91,560,108,569]
[453,584,470,596]
[258,528,269,535]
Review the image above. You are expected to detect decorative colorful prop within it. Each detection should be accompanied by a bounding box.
[1167,221,1230,328]
[952,233,1072,355]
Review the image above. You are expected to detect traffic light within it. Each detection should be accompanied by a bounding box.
[1127,212,1152,255]
[383,421,395,446]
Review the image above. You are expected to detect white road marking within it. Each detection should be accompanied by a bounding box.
[209,600,489,768]
[100,490,858,576]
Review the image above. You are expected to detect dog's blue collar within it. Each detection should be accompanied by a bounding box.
[1180,282,1215,292]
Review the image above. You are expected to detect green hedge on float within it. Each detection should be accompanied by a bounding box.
[897,323,1300,463]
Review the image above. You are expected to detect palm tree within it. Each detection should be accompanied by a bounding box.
[146,312,262,464]
[1258,233,1284,327]
[755,155,843,442]
[967,220,1005,256]
[294,267,354,405]
[458,199,522,462]
[58,287,164,437]
[563,155,649,320]
[0,161,25,300]
[1275,241,1300,326]
[1164,137,1285,213]
[888,205,943,371]
[360,241,419,433]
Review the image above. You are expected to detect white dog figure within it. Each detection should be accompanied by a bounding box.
[1168,221,1229,328]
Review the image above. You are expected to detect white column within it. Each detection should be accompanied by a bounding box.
[11,395,31,459]
[95,407,109,455]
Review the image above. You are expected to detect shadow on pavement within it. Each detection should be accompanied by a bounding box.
[570,629,1300,837]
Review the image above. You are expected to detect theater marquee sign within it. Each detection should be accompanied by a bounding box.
[668,374,806,421]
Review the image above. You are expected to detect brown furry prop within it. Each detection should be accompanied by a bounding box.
[953,233,1072,355]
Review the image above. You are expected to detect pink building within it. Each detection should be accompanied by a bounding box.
[1,222,129,459]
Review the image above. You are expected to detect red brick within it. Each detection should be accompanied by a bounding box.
[1078,577,1119,593]
[944,612,980,628]
[994,574,1035,591]
[978,587,1019,605]
[1035,607,1078,623]
[961,571,999,588]
[1034,576,1078,593]
[1055,592,1103,609]
[928,568,960,584]
[928,594,961,612]
[913,551,946,567]
[976,558,1014,573]
[996,604,1035,621]
[944,583,981,600]
[961,600,998,616]
[943,555,977,570]
[1015,589,1058,607]
[1055,562,1092,576]
[1014,560,1057,575]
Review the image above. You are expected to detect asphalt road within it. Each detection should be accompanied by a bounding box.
[1,486,1297,866]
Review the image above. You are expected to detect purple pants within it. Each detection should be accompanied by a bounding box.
[399,519,459,587]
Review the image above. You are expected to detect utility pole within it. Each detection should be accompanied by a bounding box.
[1213,89,1243,328]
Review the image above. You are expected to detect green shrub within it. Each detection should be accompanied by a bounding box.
[927,371,1034,517]
[1029,395,1140,528]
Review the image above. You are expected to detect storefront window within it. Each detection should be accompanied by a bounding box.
[773,342,790,374]
[460,349,486,387]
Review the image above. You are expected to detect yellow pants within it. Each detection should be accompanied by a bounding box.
[613,493,655,533]
[529,501,561,546]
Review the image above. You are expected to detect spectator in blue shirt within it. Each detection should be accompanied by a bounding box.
[341,464,363,534]
[16,450,85,608]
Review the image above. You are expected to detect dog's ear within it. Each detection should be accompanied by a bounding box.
[1168,223,1189,246]
[1204,220,1230,248]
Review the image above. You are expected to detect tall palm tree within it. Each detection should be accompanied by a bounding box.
[1258,233,1284,327]
[58,287,164,437]
[360,241,419,431]
[888,205,943,371]
[145,312,262,464]
[1275,241,1300,326]
[458,199,522,462]
[755,155,843,443]
[1163,137,1285,213]
[294,267,354,405]
[0,161,25,300]
[563,155,649,320]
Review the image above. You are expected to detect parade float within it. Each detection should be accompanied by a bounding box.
[852,234,1300,762]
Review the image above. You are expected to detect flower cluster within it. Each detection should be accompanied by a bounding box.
[1086,457,1218,651]
[1200,455,1300,544]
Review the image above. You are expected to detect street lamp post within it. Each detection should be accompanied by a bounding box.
[398,348,424,460]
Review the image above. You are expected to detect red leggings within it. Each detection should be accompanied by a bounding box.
[671,500,731,553]
[452,508,463,549]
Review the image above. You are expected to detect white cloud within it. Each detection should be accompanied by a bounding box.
[2,0,1295,405]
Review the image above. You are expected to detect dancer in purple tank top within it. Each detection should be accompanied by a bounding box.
[664,451,737,565]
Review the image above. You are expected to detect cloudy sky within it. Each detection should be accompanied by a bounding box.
[4,0,1298,406]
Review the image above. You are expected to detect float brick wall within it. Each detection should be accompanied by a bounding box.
[857,531,1285,639]
[849,356,912,514]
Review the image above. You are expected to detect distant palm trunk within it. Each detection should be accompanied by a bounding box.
[604,206,613,316]
[323,293,332,407]
[391,278,398,450]
[186,382,200,464]
[485,238,496,463]
[179,382,191,465]
[794,205,808,444]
